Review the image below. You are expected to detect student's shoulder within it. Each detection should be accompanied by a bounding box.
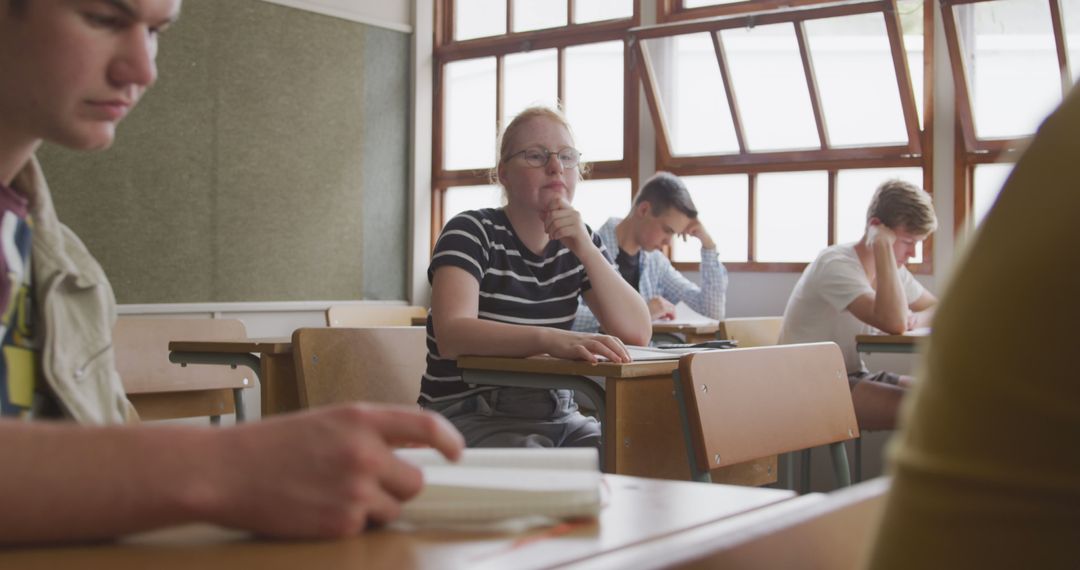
[812,243,861,272]
[442,208,504,235]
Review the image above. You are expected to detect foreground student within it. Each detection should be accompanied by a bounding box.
[867,86,1080,569]
[572,171,727,331]
[779,180,937,430]
[422,106,651,448]
[0,0,463,544]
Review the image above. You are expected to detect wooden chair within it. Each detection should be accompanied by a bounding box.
[717,316,784,348]
[673,342,859,488]
[292,327,427,408]
[114,318,252,424]
[325,304,428,327]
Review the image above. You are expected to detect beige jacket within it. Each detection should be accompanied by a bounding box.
[11,156,136,424]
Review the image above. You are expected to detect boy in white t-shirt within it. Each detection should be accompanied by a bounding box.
[779,179,937,430]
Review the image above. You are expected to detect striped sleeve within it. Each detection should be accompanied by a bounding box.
[428,212,489,284]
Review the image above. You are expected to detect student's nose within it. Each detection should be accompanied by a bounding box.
[109,27,160,90]
[545,152,564,175]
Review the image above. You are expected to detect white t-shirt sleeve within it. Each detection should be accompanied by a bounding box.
[815,254,875,313]
[899,266,927,305]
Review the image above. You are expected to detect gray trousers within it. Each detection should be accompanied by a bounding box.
[425,387,601,449]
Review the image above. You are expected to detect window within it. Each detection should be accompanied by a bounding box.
[943,0,1073,230]
[433,1,638,235]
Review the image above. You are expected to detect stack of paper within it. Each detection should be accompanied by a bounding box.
[653,301,718,326]
[394,448,602,531]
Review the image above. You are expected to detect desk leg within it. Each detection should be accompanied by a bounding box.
[260,353,301,416]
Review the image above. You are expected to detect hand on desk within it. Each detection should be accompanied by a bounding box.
[543,329,631,364]
[648,297,677,321]
[205,404,464,539]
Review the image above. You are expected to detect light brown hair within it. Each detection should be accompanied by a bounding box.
[867,179,937,235]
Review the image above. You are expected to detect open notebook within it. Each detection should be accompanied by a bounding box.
[393,448,602,531]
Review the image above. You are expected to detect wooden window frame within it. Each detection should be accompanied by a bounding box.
[432,1,641,243]
[942,0,1072,233]
[644,0,935,274]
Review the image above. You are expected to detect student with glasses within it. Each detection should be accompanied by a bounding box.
[421,106,651,448]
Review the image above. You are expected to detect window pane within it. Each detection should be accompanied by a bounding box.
[835,168,923,244]
[756,171,828,262]
[574,178,632,234]
[674,175,749,263]
[643,34,740,156]
[503,50,559,129]
[444,185,504,228]
[565,41,624,161]
[898,0,925,128]
[455,0,507,41]
[805,14,909,146]
[1065,0,1080,82]
[956,0,1061,139]
[721,24,820,151]
[512,0,567,33]
[973,162,1014,226]
[574,0,633,23]
[444,58,497,171]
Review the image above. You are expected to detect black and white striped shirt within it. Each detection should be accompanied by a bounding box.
[419,208,608,403]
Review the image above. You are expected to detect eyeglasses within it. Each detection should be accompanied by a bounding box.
[506,146,582,169]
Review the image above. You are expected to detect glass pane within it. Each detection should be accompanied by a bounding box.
[805,14,909,146]
[574,178,632,234]
[674,174,749,263]
[643,34,740,156]
[1065,0,1080,82]
[512,0,567,33]
[565,41,625,161]
[455,0,507,41]
[835,168,924,244]
[444,58,497,171]
[503,50,559,129]
[898,0,925,128]
[973,162,1015,226]
[574,0,633,23]
[755,171,828,262]
[956,0,1061,139]
[443,185,504,227]
[721,24,820,151]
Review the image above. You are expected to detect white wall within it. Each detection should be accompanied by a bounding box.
[256,0,411,32]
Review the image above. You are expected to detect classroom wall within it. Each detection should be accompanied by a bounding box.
[36,0,410,304]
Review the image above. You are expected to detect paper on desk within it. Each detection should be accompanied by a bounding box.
[653,301,717,326]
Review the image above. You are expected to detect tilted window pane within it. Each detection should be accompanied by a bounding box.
[721,24,820,151]
[565,41,625,161]
[805,14,909,146]
[444,58,497,170]
[503,50,559,129]
[836,168,924,263]
[574,0,633,24]
[574,178,632,234]
[512,0,568,33]
[674,174,749,263]
[455,0,507,41]
[973,163,1014,227]
[898,0,925,128]
[444,185,504,229]
[957,0,1061,139]
[643,34,740,156]
[755,171,828,262]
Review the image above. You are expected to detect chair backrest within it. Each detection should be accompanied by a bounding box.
[676,342,859,475]
[717,316,784,348]
[292,327,427,408]
[673,478,888,569]
[113,317,250,420]
[325,305,428,327]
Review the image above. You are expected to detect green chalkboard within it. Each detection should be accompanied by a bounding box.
[37,0,409,303]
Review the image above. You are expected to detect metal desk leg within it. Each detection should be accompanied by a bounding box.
[170,351,262,424]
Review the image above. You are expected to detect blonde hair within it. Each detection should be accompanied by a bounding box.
[490,105,591,185]
[867,179,938,235]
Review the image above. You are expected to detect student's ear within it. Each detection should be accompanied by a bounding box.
[635,201,651,218]
[867,216,883,227]
[496,164,508,187]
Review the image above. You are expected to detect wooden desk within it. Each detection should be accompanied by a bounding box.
[0,475,795,570]
[855,333,925,355]
[652,322,719,344]
[169,338,298,416]
[458,355,777,486]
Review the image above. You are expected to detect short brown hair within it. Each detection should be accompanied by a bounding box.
[866,179,937,235]
[634,172,698,218]
[491,105,590,184]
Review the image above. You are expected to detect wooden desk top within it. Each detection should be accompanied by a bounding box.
[0,475,795,570]
[652,321,720,335]
[457,355,679,379]
[169,337,293,355]
[854,333,921,345]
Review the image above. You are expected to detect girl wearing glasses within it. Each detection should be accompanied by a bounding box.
[420,106,651,448]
